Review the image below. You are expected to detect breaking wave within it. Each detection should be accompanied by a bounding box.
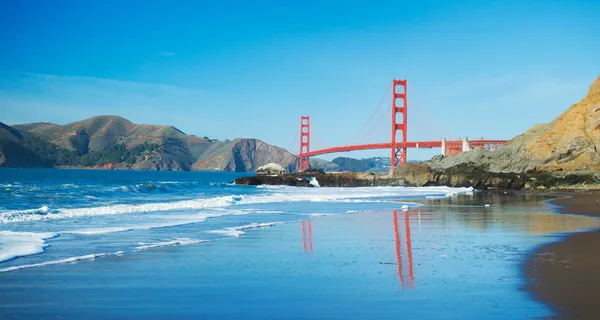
[0,186,472,224]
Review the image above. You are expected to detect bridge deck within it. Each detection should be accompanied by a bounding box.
[300,140,507,157]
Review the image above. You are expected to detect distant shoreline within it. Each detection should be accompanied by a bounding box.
[523,191,600,318]
[6,166,230,173]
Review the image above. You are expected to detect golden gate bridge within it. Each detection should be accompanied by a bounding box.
[297,79,507,171]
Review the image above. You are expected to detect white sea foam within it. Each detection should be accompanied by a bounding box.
[66,226,136,235]
[65,214,213,235]
[0,231,58,263]
[0,186,473,224]
[208,229,246,237]
[311,213,329,217]
[0,195,243,223]
[240,209,285,214]
[134,238,209,251]
[0,252,111,273]
[207,222,280,238]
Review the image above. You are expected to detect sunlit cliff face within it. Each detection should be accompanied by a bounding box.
[519,75,600,171]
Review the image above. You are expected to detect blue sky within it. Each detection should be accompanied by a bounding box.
[1,0,599,160]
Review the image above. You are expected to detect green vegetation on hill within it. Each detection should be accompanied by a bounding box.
[20,134,78,166]
[77,142,160,167]
[1,116,298,171]
[5,131,161,168]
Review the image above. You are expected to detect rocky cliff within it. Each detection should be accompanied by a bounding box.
[393,75,600,190]
[426,75,600,175]
[1,116,297,172]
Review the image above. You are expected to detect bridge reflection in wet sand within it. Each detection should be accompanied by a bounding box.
[300,212,415,288]
[394,209,415,289]
[301,220,313,253]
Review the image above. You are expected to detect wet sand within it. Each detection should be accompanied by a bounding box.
[524,192,600,319]
[2,192,599,318]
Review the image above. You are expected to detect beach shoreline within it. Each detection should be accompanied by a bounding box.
[523,191,600,318]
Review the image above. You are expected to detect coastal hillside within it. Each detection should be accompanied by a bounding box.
[12,116,191,154]
[310,156,391,173]
[517,75,600,172]
[426,75,600,174]
[0,122,51,167]
[1,116,297,172]
[192,138,297,172]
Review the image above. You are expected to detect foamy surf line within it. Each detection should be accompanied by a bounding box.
[134,238,209,251]
[0,219,293,273]
[63,213,219,235]
[0,187,472,224]
[207,222,283,238]
[0,238,214,273]
[0,252,112,273]
[135,221,289,250]
[0,231,59,263]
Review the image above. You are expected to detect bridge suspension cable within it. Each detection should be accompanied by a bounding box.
[350,83,392,145]
[343,84,453,143]
[313,134,332,151]
[360,102,392,142]
[409,102,443,139]
[290,126,299,154]
[411,90,454,139]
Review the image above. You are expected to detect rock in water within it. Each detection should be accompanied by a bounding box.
[308,177,320,187]
[256,163,288,175]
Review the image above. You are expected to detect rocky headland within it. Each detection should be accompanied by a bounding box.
[0,115,297,172]
[237,75,600,190]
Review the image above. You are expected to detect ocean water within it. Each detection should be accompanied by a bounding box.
[1,168,598,318]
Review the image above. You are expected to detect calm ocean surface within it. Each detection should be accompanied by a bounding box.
[1,168,598,319]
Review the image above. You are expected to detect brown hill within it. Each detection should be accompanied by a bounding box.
[4,116,298,172]
[427,75,600,174]
[192,139,297,172]
[14,115,191,154]
[518,75,600,171]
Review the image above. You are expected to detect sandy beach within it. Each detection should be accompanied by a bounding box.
[3,188,600,319]
[524,192,600,319]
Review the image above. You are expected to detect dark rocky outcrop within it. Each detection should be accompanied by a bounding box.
[236,171,404,188]
[236,175,312,187]
[235,167,600,190]
[392,162,600,190]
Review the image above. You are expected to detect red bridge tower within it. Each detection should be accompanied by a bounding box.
[391,79,407,170]
[299,116,310,171]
